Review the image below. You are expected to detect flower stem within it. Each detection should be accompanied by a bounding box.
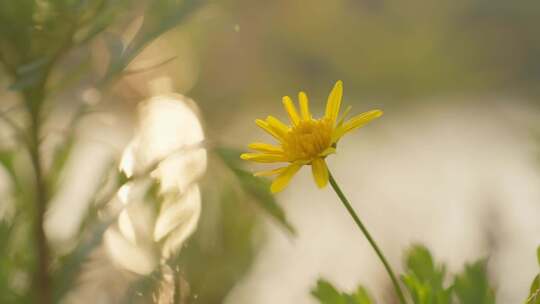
[328,171,407,304]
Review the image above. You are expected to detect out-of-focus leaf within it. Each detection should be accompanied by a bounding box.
[102,0,201,83]
[405,245,442,283]
[401,244,451,304]
[9,56,49,91]
[47,136,75,194]
[8,72,45,91]
[0,0,34,65]
[526,275,540,304]
[525,246,540,304]
[53,159,123,302]
[0,150,23,193]
[53,219,111,303]
[176,185,258,303]
[216,147,295,235]
[352,286,375,304]
[0,219,19,303]
[0,150,15,178]
[234,169,296,233]
[312,279,375,304]
[537,246,540,266]
[103,31,124,69]
[73,0,126,44]
[312,280,348,304]
[453,260,495,304]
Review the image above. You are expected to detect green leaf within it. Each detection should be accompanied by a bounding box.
[101,0,201,83]
[176,186,259,303]
[401,244,452,304]
[525,247,540,304]
[404,245,444,284]
[47,136,75,194]
[311,279,375,304]
[0,150,15,178]
[537,246,540,267]
[526,275,540,304]
[351,286,375,304]
[453,260,496,304]
[312,279,348,304]
[216,147,296,235]
[0,150,23,193]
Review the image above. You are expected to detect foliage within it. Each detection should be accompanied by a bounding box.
[312,279,375,304]
[526,246,540,304]
[452,260,495,304]
[313,244,498,304]
[401,245,452,304]
[1,1,540,303]
[176,185,258,303]
[217,147,296,234]
[402,245,495,304]
[0,0,207,303]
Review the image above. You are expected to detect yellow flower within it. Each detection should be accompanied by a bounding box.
[241,81,382,193]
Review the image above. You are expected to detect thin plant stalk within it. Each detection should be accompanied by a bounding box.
[25,86,52,304]
[328,171,407,304]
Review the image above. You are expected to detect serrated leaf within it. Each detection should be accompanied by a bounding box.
[312,279,375,304]
[351,286,375,304]
[312,279,349,304]
[453,260,495,304]
[216,147,295,235]
[402,244,452,304]
[405,245,444,284]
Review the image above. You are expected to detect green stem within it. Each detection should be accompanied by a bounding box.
[24,86,52,304]
[328,171,407,304]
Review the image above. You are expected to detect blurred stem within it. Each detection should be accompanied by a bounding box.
[328,171,407,304]
[24,85,52,304]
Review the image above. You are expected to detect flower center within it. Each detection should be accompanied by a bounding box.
[282,118,333,162]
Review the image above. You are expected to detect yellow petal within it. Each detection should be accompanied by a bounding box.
[254,167,287,177]
[248,142,283,153]
[240,153,287,163]
[332,109,383,142]
[336,105,352,128]
[266,116,289,137]
[255,119,284,141]
[324,80,343,124]
[311,158,329,188]
[282,96,300,125]
[271,163,302,193]
[298,91,311,120]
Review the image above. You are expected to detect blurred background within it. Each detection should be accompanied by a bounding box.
[2,0,540,303]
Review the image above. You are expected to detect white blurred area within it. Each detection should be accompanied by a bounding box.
[42,86,206,303]
[104,88,206,275]
[224,99,540,304]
